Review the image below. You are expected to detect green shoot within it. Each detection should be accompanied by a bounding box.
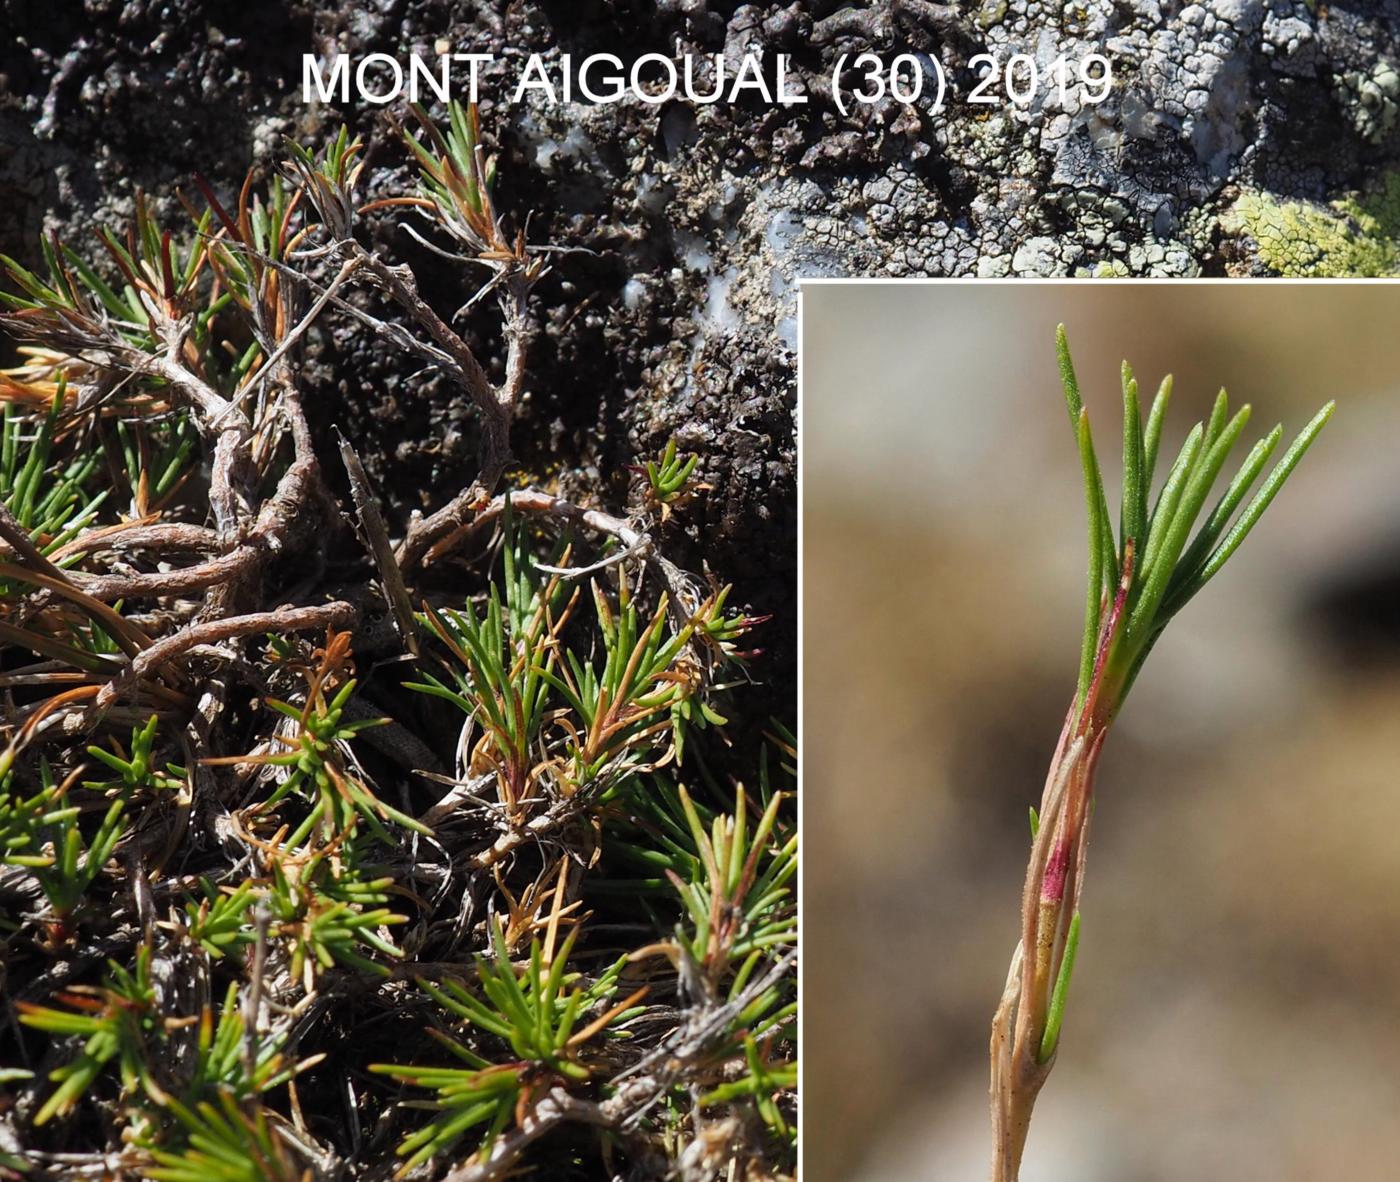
[23,761,131,926]
[17,947,157,1124]
[265,854,407,990]
[183,982,316,1101]
[667,785,797,983]
[991,328,1334,1182]
[370,919,641,1172]
[394,100,504,258]
[1054,324,1334,720]
[181,877,258,961]
[643,438,702,519]
[207,631,427,848]
[142,1092,305,1182]
[698,1034,797,1143]
[284,123,365,242]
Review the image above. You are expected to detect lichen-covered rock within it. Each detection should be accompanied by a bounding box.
[6,0,1400,297]
[1334,60,1400,144]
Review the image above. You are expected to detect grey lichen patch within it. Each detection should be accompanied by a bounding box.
[1013,234,1084,275]
[414,0,1400,297]
[1333,61,1400,144]
[1083,258,1132,275]
[1262,6,1316,74]
[1125,0,1267,173]
[903,0,1388,274]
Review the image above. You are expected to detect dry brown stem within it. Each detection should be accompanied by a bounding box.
[94,601,356,709]
[990,548,1136,1180]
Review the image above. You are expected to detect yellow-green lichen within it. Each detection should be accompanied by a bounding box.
[1228,173,1400,277]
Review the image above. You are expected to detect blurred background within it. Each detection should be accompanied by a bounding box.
[801,284,1400,1182]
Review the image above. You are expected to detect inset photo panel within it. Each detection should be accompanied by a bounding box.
[801,282,1400,1182]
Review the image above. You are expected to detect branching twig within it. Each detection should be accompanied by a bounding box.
[95,601,356,709]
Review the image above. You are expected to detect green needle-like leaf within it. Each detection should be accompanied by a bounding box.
[1075,410,1111,703]
[1055,324,1084,421]
[1129,406,1252,644]
[1138,422,1203,588]
[1058,329,1119,591]
[1038,910,1081,1063]
[1202,388,1230,451]
[1120,366,1146,556]
[1193,400,1336,589]
[1142,374,1173,482]
[1162,428,1283,612]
